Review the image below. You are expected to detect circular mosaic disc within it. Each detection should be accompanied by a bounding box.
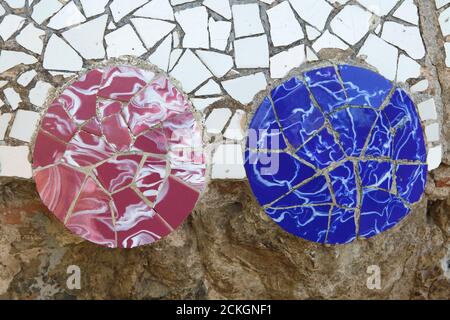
[245,64,427,245]
[32,66,205,248]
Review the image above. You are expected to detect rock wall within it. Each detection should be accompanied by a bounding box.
[0,0,449,299]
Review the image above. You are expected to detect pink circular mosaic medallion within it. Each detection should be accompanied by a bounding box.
[32,66,206,248]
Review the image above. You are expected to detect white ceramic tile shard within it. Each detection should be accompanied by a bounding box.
[411,79,429,92]
[3,87,22,110]
[4,0,26,8]
[313,30,349,52]
[175,6,209,49]
[148,34,172,72]
[29,81,53,108]
[169,48,183,70]
[47,1,86,30]
[203,0,231,20]
[43,34,83,71]
[427,145,442,171]
[330,5,372,45]
[267,1,304,47]
[171,0,195,5]
[270,44,306,79]
[16,24,45,54]
[0,113,12,140]
[358,34,398,81]
[108,22,117,31]
[196,50,233,78]
[232,3,264,38]
[445,42,450,67]
[170,49,213,93]
[393,0,419,25]
[306,26,321,41]
[0,99,3,108]
[110,0,149,22]
[31,0,64,24]
[234,35,269,69]
[425,123,440,142]
[80,0,109,17]
[0,146,32,178]
[381,22,425,60]
[436,0,450,9]
[418,99,438,121]
[0,4,4,16]
[191,97,221,112]
[209,18,231,51]
[224,110,246,141]
[105,24,147,58]
[173,30,180,47]
[397,54,421,82]
[222,72,267,104]
[134,0,174,21]
[357,0,398,16]
[439,7,450,36]
[63,15,108,60]
[0,14,26,41]
[9,109,40,142]
[212,144,246,179]
[306,46,318,61]
[195,79,222,96]
[205,108,232,134]
[0,50,37,73]
[17,70,37,86]
[131,18,175,49]
[289,0,333,30]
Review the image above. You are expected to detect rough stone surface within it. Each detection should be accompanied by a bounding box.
[0,0,449,300]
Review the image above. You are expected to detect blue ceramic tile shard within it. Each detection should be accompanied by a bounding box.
[271,77,325,148]
[329,161,358,208]
[396,164,427,203]
[329,107,378,157]
[245,150,315,206]
[247,96,287,150]
[359,161,393,190]
[295,128,345,169]
[326,208,356,245]
[244,64,427,245]
[338,65,393,108]
[385,89,426,162]
[271,175,332,208]
[266,206,330,243]
[364,113,393,158]
[359,189,410,239]
[304,66,347,113]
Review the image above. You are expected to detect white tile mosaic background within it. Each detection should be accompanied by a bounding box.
[0,0,445,179]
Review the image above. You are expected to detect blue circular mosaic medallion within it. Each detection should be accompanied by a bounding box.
[245,64,427,245]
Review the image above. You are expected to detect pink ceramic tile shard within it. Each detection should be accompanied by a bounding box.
[154,176,200,229]
[66,177,116,248]
[41,103,78,142]
[101,113,132,152]
[112,188,171,248]
[98,100,123,118]
[132,128,168,154]
[32,130,67,168]
[124,75,190,136]
[81,117,102,136]
[33,65,206,248]
[135,157,167,203]
[63,131,115,167]
[164,112,203,150]
[98,66,155,102]
[94,154,142,193]
[57,69,103,124]
[34,164,86,223]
